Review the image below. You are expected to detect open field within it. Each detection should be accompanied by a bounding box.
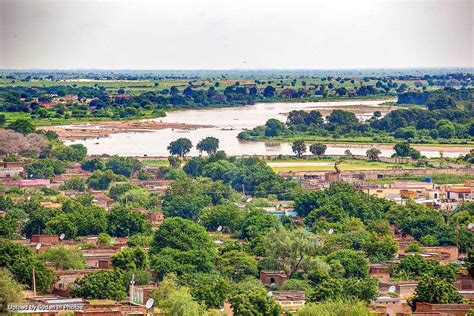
[369,173,474,184]
[267,159,406,172]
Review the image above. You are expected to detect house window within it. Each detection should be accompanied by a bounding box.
[270,277,275,284]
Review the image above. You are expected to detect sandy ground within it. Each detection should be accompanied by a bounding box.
[39,120,212,140]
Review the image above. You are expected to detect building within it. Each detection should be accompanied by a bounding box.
[373,296,411,316]
[272,290,305,312]
[259,270,288,286]
[0,161,24,178]
[31,234,60,245]
[54,269,98,293]
[7,179,51,187]
[130,285,157,305]
[369,263,390,282]
[379,281,418,300]
[446,187,473,202]
[414,302,474,316]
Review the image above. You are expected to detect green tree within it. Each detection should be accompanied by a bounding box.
[296,300,372,316]
[150,274,204,316]
[196,137,220,155]
[111,247,148,271]
[229,282,281,315]
[7,119,35,134]
[264,227,323,277]
[0,114,6,126]
[216,250,258,282]
[70,270,126,300]
[106,207,151,237]
[366,147,381,161]
[87,169,115,190]
[97,232,113,246]
[198,203,245,233]
[412,276,464,306]
[309,143,327,156]
[81,158,105,171]
[327,249,369,279]
[292,140,306,158]
[0,239,56,292]
[465,252,474,277]
[0,269,24,313]
[264,119,285,137]
[106,156,142,177]
[168,138,193,158]
[183,273,229,309]
[151,217,215,255]
[41,246,86,270]
[25,159,65,179]
[60,176,87,192]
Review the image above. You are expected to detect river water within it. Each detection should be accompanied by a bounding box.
[66,99,470,158]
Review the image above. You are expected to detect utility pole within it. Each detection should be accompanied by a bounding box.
[129,273,135,303]
[242,184,245,196]
[32,268,37,297]
[455,218,459,250]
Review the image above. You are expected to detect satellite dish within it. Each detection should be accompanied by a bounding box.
[388,285,396,293]
[246,198,252,203]
[59,233,66,240]
[468,223,474,229]
[217,226,223,232]
[35,242,42,250]
[145,298,154,309]
[267,291,273,297]
[328,228,334,235]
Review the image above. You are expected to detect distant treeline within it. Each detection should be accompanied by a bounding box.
[239,88,474,144]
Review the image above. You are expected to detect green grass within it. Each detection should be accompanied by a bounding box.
[140,159,169,167]
[1,109,161,126]
[267,159,403,172]
[370,173,474,185]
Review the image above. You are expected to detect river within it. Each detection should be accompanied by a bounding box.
[65,99,471,158]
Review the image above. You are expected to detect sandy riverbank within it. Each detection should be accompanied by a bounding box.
[39,120,212,140]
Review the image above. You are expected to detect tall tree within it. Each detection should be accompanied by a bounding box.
[292,140,306,158]
[167,138,193,158]
[264,228,323,277]
[309,143,327,156]
[366,147,381,161]
[196,137,220,155]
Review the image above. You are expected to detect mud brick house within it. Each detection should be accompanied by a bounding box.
[414,302,474,315]
[379,281,418,299]
[373,296,411,316]
[0,161,24,178]
[82,246,122,269]
[53,269,98,293]
[422,246,459,263]
[31,234,60,245]
[369,263,390,282]
[456,271,474,291]
[272,290,305,312]
[130,285,157,305]
[259,270,288,285]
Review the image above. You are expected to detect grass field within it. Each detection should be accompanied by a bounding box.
[140,159,169,167]
[369,173,474,185]
[1,110,162,126]
[267,159,403,172]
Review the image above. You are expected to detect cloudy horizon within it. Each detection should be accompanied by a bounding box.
[1,0,472,70]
